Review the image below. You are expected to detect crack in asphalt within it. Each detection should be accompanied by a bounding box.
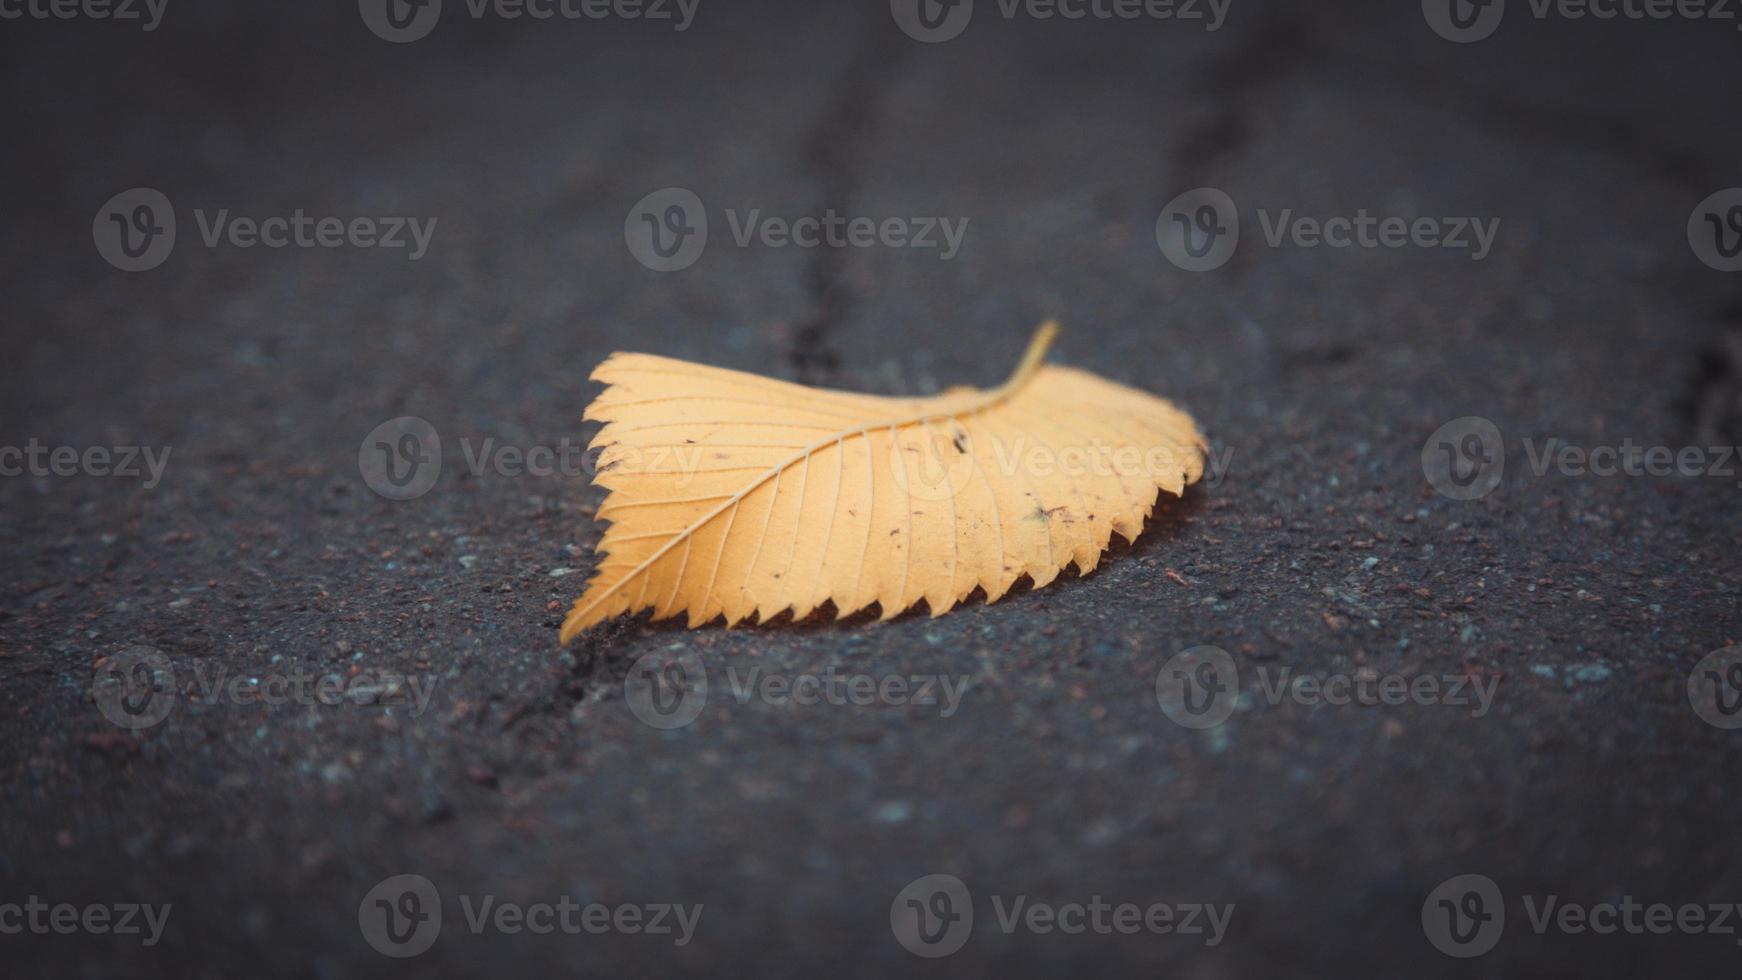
[1682,317,1742,446]
[788,29,905,386]
[1166,11,1314,191]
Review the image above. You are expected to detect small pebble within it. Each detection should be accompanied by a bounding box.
[418,785,454,823]
[872,801,912,824]
[1081,817,1121,847]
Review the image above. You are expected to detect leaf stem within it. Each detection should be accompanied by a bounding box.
[996,321,1060,397]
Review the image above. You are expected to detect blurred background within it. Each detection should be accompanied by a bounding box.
[2,0,1740,976]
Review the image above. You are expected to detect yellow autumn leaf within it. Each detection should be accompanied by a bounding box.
[560,323,1206,641]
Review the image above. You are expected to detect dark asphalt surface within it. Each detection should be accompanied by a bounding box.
[3,0,1742,976]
